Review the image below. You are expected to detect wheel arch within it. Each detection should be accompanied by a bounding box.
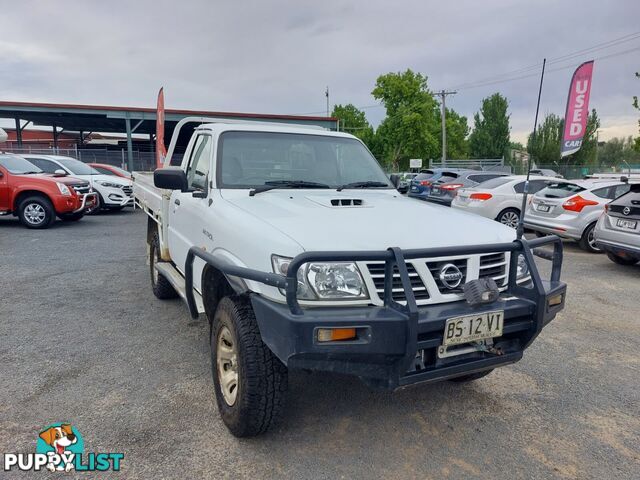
[201,264,246,322]
[13,189,54,212]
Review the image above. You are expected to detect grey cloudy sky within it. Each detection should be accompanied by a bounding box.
[1,0,639,143]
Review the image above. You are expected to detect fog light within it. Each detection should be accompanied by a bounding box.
[316,328,357,343]
[548,293,563,307]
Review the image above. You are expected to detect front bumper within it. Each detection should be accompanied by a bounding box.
[73,193,98,213]
[184,236,566,390]
[251,287,563,389]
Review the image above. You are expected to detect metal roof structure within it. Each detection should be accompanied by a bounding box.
[0,100,338,170]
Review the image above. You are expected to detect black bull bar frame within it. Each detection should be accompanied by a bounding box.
[185,236,565,385]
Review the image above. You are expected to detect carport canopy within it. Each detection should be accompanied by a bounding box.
[0,100,338,170]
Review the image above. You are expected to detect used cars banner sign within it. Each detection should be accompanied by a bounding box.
[560,60,594,157]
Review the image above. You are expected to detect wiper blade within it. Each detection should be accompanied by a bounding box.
[22,171,41,175]
[336,181,389,191]
[249,180,330,196]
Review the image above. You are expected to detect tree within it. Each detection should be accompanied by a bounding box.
[331,104,375,147]
[468,93,510,159]
[527,109,600,166]
[527,113,562,165]
[441,109,469,159]
[371,69,440,170]
[597,136,640,167]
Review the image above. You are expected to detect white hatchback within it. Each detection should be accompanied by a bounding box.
[22,154,133,212]
[452,175,550,228]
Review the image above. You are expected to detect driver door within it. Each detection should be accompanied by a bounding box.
[167,133,213,291]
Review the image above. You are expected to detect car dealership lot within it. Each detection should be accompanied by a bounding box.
[1,211,638,479]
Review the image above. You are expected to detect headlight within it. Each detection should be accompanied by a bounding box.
[272,255,368,300]
[516,254,530,280]
[96,180,122,188]
[56,182,71,196]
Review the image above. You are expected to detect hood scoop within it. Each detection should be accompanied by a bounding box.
[331,198,363,207]
[306,195,368,208]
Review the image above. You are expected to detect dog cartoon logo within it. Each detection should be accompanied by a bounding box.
[36,423,83,472]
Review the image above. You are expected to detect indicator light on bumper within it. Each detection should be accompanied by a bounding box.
[316,328,357,343]
[548,293,564,307]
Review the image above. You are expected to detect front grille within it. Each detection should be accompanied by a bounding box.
[71,184,91,195]
[121,185,133,195]
[363,252,510,305]
[426,258,468,294]
[365,263,429,302]
[479,253,508,287]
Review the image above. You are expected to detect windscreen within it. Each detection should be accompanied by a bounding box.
[57,158,100,175]
[0,155,43,174]
[217,131,392,189]
[537,182,585,199]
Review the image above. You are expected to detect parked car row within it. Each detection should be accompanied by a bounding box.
[403,167,638,260]
[0,153,134,229]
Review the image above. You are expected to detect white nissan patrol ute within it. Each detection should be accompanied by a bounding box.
[134,117,566,437]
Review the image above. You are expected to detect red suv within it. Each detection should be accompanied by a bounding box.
[0,154,97,228]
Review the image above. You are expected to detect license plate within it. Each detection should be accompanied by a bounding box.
[536,204,550,212]
[432,187,441,195]
[617,218,637,230]
[443,311,504,346]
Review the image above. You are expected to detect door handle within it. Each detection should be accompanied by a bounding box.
[174,199,181,206]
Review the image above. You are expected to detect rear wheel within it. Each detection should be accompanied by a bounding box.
[18,196,55,229]
[449,369,494,383]
[578,223,602,253]
[211,296,288,437]
[606,251,639,265]
[149,231,178,299]
[496,208,520,229]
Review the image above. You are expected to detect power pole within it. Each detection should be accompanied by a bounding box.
[433,90,457,166]
[325,86,330,117]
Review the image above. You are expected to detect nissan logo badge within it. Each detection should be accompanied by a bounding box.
[439,263,463,289]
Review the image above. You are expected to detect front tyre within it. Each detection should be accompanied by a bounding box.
[578,223,602,253]
[211,296,288,437]
[18,196,55,229]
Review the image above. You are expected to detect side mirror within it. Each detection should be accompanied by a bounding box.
[621,176,628,184]
[390,174,400,189]
[154,167,188,191]
[54,169,67,176]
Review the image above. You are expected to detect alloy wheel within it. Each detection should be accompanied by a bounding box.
[24,203,46,225]
[500,211,520,229]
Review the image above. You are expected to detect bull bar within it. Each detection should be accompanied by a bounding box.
[184,235,566,389]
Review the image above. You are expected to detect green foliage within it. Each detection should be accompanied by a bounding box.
[441,109,470,159]
[597,136,640,167]
[332,104,375,147]
[468,93,510,159]
[371,69,440,170]
[527,113,562,164]
[527,109,600,166]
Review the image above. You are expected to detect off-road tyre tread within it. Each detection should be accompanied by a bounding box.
[212,296,288,437]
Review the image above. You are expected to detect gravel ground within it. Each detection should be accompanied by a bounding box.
[1,209,639,479]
